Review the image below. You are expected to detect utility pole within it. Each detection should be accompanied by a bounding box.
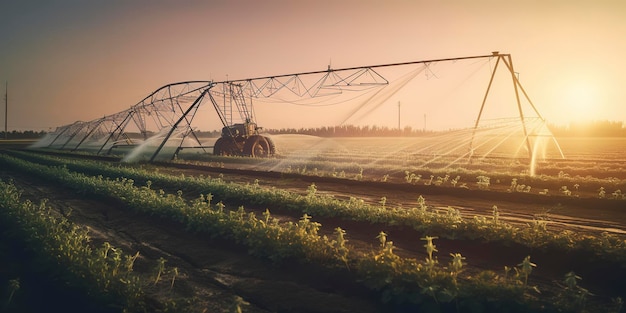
[4,82,7,140]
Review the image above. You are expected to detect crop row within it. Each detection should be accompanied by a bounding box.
[8,150,626,267]
[1,152,616,312]
[0,166,254,313]
[0,179,144,311]
[182,150,626,191]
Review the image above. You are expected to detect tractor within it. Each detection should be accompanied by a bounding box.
[213,119,275,157]
[203,81,276,158]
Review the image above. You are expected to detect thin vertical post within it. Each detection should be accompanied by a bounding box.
[4,82,7,140]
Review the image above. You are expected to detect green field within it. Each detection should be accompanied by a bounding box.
[1,136,625,312]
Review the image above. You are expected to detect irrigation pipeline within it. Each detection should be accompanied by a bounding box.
[221,53,500,84]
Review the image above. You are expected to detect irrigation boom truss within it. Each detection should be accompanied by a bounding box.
[35,52,553,162]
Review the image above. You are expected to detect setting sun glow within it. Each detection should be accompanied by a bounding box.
[562,81,601,123]
[1,1,624,131]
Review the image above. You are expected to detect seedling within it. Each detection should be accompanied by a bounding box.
[5,278,20,307]
[170,267,179,290]
[334,227,349,267]
[379,197,387,210]
[422,236,438,260]
[559,271,592,311]
[492,205,500,225]
[599,187,606,198]
[355,167,363,181]
[230,296,249,313]
[154,257,167,285]
[517,256,536,287]
[509,178,518,192]
[425,175,434,185]
[376,231,387,248]
[307,183,318,197]
[421,236,439,277]
[449,253,466,284]
[451,175,460,187]
[612,189,623,199]
[476,175,490,190]
[381,174,389,182]
[417,195,427,209]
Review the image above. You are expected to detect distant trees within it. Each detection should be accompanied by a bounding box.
[265,124,435,137]
[5,120,624,140]
[0,130,47,139]
[267,121,626,137]
[548,120,626,137]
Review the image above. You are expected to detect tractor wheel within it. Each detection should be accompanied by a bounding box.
[243,135,271,157]
[214,137,240,156]
[263,135,276,155]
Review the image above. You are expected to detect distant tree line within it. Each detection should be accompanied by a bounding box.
[0,130,47,140]
[267,121,626,138]
[548,120,626,137]
[265,124,437,137]
[5,120,625,140]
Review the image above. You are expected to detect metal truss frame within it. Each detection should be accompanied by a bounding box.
[40,52,548,162]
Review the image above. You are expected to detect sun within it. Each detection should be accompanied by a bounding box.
[563,81,599,123]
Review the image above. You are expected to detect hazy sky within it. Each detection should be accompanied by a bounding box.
[1,0,625,131]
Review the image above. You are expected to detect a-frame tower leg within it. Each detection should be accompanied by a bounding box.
[469,52,536,162]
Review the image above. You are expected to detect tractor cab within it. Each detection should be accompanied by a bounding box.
[221,121,258,139]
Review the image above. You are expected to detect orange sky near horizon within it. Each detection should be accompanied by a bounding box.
[1,0,625,131]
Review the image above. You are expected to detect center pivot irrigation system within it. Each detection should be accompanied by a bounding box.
[33,52,555,162]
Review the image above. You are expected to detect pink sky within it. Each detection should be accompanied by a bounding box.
[1,0,625,131]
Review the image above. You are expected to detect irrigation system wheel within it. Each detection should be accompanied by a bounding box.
[213,137,241,156]
[243,135,273,157]
[265,136,276,155]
